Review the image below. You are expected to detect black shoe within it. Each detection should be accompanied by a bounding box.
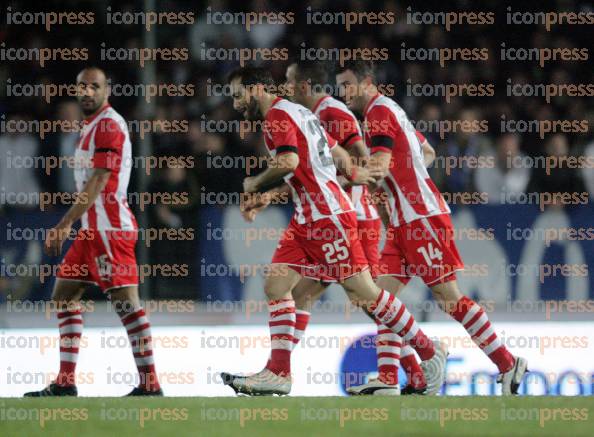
[24,383,78,397]
[125,386,164,396]
[401,384,427,395]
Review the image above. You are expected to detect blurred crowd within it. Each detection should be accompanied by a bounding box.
[0,0,592,299]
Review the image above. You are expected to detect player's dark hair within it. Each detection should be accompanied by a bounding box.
[293,60,329,87]
[336,60,375,82]
[226,66,274,87]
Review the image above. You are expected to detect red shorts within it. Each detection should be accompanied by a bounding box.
[57,229,138,292]
[357,218,382,278]
[272,212,369,282]
[379,214,464,286]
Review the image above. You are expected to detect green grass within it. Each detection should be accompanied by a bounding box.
[0,397,593,437]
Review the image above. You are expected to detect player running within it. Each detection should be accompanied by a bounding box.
[220,66,448,396]
[24,67,162,397]
[280,60,434,395]
[335,60,528,395]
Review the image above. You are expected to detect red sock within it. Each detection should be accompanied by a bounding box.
[376,321,400,385]
[371,290,435,361]
[449,296,514,373]
[292,310,310,348]
[400,345,426,388]
[56,310,83,386]
[120,308,161,391]
[265,299,296,376]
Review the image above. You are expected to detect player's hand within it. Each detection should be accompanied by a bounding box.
[240,192,271,222]
[349,166,377,186]
[367,167,386,178]
[44,222,72,257]
[243,176,259,193]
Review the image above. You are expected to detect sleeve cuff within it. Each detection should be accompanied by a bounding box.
[276,145,298,155]
[342,133,363,148]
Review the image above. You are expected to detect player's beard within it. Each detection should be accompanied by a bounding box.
[244,98,262,121]
[79,96,104,116]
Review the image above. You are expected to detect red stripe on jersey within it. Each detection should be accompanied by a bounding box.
[102,170,121,228]
[318,105,362,147]
[88,204,97,229]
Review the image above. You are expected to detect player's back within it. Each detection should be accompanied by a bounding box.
[263,98,353,224]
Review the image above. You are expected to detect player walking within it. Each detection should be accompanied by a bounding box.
[335,61,528,395]
[220,66,448,396]
[24,67,162,397]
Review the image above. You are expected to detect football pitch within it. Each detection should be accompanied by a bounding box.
[0,396,592,436]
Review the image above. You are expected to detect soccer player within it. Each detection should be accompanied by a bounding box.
[24,67,162,397]
[335,60,528,395]
[220,66,448,396]
[284,61,439,395]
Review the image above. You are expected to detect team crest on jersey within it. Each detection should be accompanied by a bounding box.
[96,254,112,281]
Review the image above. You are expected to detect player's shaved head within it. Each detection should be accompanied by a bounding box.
[76,67,110,116]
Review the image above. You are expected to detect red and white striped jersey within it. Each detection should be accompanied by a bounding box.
[364,94,449,227]
[74,104,137,231]
[263,97,354,224]
[312,95,379,222]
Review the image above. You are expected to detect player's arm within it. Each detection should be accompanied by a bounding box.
[241,183,291,222]
[44,168,111,256]
[331,143,375,186]
[422,140,436,167]
[416,130,436,167]
[45,117,123,256]
[243,151,299,193]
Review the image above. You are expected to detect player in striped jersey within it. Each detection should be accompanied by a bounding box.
[24,67,162,397]
[336,61,528,395]
[283,60,433,395]
[220,66,448,396]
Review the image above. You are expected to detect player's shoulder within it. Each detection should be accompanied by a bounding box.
[97,107,128,132]
[94,106,128,140]
[268,98,310,125]
[318,96,355,118]
[366,94,402,120]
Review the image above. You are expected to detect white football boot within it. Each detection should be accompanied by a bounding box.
[221,369,291,396]
[498,356,528,395]
[347,378,401,396]
[420,339,449,395]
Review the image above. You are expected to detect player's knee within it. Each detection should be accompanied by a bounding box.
[263,280,283,299]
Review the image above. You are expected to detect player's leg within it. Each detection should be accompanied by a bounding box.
[261,265,302,376]
[289,277,326,347]
[340,270,447,395]
[24,279,87,397]
[24,232,92,397]
[93,230,162,396]
[223,264,303,395]
[376,276,427,394]
[431,278,527,394]
[109,285,162,396]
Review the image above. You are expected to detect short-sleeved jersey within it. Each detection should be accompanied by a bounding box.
[263,97,353,224]
[364,94,449,227]
[74,104,137,231]
[312,96,379,221]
